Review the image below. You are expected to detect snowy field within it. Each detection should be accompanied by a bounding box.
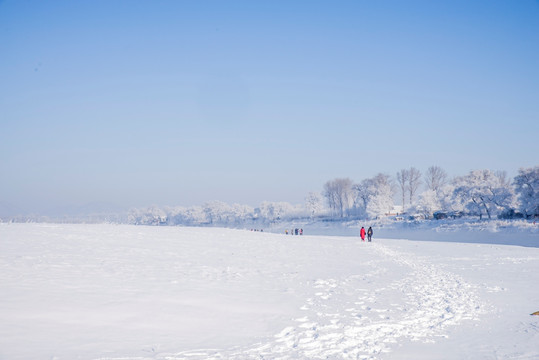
[1,223,538,360]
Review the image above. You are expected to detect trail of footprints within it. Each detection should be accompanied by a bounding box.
[119,244,486,360]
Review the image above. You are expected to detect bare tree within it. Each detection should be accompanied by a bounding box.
[495,170,511,188]
[323,178,354,218]
[353,179,373,211]
[408,167,422,206]
[396,169,409,209]
[425,166,448,192]
[323,181,338,215]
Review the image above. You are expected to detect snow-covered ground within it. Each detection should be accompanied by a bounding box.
[0,223,538,360]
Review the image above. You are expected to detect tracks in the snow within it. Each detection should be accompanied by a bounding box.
[102,242,486,360]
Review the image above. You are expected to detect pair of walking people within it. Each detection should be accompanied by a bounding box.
[360,226,373,242]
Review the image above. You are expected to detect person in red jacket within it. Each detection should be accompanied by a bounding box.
[360,226,366,242]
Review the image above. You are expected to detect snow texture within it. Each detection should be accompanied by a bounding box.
[0,223,538,359]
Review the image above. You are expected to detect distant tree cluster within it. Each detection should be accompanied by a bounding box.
[126,166,538,226]
[416,166,538,220]
[514,167,539,218]
[321,165,539,221]
[127,201,306,226]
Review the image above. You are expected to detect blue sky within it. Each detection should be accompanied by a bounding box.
[1,0,538,214]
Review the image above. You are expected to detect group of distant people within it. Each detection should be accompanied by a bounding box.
[285,228,303,235]
[360,226,373,242]
[249,227,371,240]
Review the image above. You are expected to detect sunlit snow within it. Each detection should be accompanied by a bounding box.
[0,223,538,359]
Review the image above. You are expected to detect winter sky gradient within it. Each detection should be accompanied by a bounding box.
[1,0,538,214]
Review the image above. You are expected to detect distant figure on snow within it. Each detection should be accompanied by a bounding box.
[367,227,373,242]
[360,227,366,242]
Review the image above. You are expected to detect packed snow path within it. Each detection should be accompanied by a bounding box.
[1,224,538,360]
[168,243,484,360]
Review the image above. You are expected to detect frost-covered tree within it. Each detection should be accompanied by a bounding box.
[203,201,233,224]
[127,208,143,225]
[167,202,254,225]
[128,205,167,225]
[354,174,394,219]
[513,166,539,218]
[415,190,440,219]
[366,175,394,219]
[437,183,464,213]
[183,206,207,225]
[425,166,448,193]
[323,178,354,218]
[231,203,255,223]
[257,201,295,223]
[305,192,324,219]
[453,169,516,220]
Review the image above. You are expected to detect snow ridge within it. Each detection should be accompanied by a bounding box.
[154,243,486,360]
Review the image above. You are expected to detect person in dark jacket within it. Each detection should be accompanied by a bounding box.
[367,227,373,242]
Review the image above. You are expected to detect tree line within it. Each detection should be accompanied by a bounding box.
[126,166,538,226]
[322,166,539,221]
